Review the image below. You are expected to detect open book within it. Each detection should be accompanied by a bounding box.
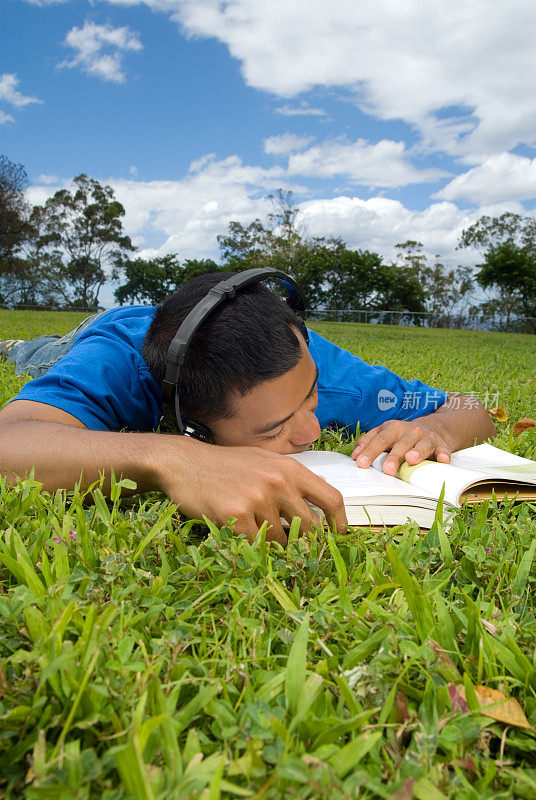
[290,443,536,529]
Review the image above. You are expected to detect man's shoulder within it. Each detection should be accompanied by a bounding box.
[76,305,157,354]
[307,328,368,374]
[15,305,162,431]
[88,305,157,330]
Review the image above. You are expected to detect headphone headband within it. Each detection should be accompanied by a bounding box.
[161,268,306,438]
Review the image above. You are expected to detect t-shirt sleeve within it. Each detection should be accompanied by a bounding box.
[13,333,162,432]
[308,329,447,433]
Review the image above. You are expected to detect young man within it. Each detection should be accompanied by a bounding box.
[0,272,495,544]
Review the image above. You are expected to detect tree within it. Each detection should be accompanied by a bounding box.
[0,155,41,306]
[458,214,536,332]
[115,255,222,305]
[395,240,474,324]
[219,194,431,313]
[218,191,346,308]
[324,248,426,313]
[0,155,31,265]
[473,295,525,333]
[31,174,135,309]
[218,218,271,265]
[458,211,536,251]
[475,242,535,331]
[181,258,224,284]
[217,190,304,264]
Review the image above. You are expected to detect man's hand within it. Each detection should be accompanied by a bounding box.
[157,440,348,545]
[352,418,453,475]
[352,394,497,476]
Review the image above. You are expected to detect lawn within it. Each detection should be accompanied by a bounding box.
[0,311,536,799]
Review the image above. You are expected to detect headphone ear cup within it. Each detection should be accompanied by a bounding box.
[180,415,213,444]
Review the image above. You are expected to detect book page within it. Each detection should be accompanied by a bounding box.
[289,450,437,502]
[373,451,473,505]
[393,443,536,505]
[450,443,536,482]
[395,460,478,506]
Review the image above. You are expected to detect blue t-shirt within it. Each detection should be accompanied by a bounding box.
[14,307,447,432]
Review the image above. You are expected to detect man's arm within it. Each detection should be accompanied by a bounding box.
[0,400,347,544]
[352,394,497,474]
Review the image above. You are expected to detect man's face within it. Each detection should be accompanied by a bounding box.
[208,333,321,454]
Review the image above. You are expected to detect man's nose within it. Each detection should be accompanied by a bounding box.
[291,408,321,447]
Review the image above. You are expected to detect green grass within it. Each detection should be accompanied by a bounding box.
[0,310,90,341]
[1,312,536,799]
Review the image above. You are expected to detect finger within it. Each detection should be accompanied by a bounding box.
[288,462,348,533]
[382,434,438,474]
[302,477,348,534]
[353,424,404,468]
[351,429,377,460]
[404,434,448,465]
[255,512,288,547]
[233,514,262,543]
[433,442,452,463]
[327,507,348,535]
[279,495,324,535]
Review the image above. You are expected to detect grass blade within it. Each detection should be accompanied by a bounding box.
[285,612,309,717]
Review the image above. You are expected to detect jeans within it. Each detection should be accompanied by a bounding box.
[6,312,105,378]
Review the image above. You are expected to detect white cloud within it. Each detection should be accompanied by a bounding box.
[36,173,62,185]
[298,196,476,263]
[287,138,449,188]
[110,155,293,257]
[188,153,217,173]
[264,133,315,155]
[0,73,41,123]
[436,152,536,204]
[112,0,536,159]
[60,21,143,83]
[0,74,40,108]
[274,103,327,117]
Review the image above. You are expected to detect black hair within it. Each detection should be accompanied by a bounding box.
[142,271,309,423]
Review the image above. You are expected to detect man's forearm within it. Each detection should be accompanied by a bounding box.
[0,419,177,495]
[430,393,497,452]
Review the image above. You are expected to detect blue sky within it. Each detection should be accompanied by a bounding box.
[2,0,536,305]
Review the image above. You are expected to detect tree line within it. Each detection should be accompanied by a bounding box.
[1,155,535,331]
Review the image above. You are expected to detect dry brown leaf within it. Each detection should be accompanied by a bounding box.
[489,407,509,422]
[392,778,414,800]
[449,683,469,713]
[481,618,498,636]
[457,684,532,729]
[512,417,536,436]
[395,691,410,724]
[456,755,477,773]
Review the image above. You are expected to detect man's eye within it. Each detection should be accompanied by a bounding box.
[264,428,284,441]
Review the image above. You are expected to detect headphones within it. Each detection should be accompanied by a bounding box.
[161,268,307,443]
